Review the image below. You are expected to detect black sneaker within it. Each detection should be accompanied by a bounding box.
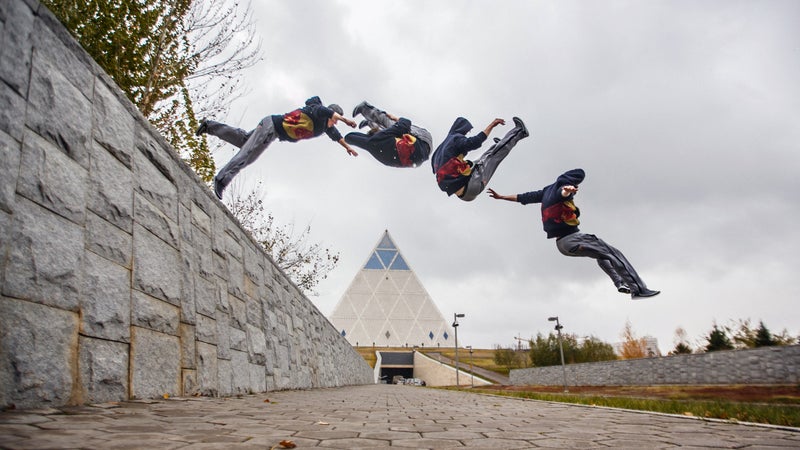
[632,289,660,300]
[358,120,370,129]
[195,119,209,136]
[617,284,631,294]
[512,116,529,138]
[213,177,225,200]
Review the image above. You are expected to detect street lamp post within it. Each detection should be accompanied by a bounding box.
[548,316,568,392]
[453,313,465,386]
[467,345,474,387]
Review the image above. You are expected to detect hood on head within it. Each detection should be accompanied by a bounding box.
[556,168,586,187]
[448,117,473,135]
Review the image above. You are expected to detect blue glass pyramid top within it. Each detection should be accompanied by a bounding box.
[429,331,434,340]
[376,249,396,267]
[341,329,346,337]
[363,232,410,271]
[364,253,383,269]
[443,331,449,340]
[390,254,409,270]
[377,233,395,250]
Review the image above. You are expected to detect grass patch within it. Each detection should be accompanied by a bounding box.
[447,387,800,428]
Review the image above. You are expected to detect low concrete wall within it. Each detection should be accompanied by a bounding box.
[510,345,800,386]
[413,352,492,387]
[0,0,372,409]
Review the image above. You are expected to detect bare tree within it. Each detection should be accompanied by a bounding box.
[225,181,340,295]
[669,326,693,355]
[184,0,263,119]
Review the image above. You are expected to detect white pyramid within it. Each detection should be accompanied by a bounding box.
[329,230,454,348]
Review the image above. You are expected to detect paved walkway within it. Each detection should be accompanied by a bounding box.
[0,385,798,449]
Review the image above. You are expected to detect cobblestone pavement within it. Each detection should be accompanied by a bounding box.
[1,384,798,449]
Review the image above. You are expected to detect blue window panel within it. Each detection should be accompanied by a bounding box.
[377,250,396,267]
[389,254,409,270]
[443,332,449,340]
[378,234,395,249]
[429,331,434,340]
[364,253,384,269]
[341,330,346,337]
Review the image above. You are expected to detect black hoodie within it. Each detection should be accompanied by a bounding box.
[271,96,342,143]
[517,169,586,239]
[430,117,488,195]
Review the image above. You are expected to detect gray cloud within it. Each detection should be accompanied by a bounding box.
[217,0,800,352]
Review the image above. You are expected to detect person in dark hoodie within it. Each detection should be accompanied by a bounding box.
[431,116,529,201]
[196,96,359,199]
[345,101,433,168]
[488,168,660,299]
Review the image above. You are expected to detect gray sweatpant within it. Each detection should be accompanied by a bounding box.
[556,232,655,296]
[209,117,278,190]
[459,124,527,201]
[359,105,433,150]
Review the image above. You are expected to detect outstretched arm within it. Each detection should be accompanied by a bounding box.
[386,112,400,122]
[337,138,358,157]
[487,188,517,202]
[332,112,357,129]
[483,118,505,137]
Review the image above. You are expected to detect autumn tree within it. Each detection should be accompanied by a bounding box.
[225,182,339,294]
[619,320,648,359]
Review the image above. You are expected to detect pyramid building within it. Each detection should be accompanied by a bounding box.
[329,230,454,348]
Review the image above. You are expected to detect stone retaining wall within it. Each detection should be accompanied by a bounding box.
[0,0,372,409]
[510,345,800,386]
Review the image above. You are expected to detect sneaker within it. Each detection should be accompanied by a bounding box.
[213,177,225,200]
[632,289,660,300]
[617,284,631,294]
[358,120,370,129]
[352,101,370,117]
[512,116,529,139]
[493,137,501,144]
[195,119,209,136]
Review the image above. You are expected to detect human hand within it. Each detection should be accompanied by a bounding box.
[346,147,359,157]
[561,185,578,196]
[487,188,502,199]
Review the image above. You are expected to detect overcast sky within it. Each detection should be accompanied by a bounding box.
[213,0,800,352]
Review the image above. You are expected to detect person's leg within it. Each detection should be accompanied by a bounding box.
[459,117,529,201]
[213,118,276,199]
[596,259,630,293]
[556,233,658,297]
[410,124,433,150]
[353,102,395,130]
[203,120,253,148]
[345,130,400,167]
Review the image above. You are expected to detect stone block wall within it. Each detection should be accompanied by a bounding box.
[510,345,800,386]
[0,0,372,409]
